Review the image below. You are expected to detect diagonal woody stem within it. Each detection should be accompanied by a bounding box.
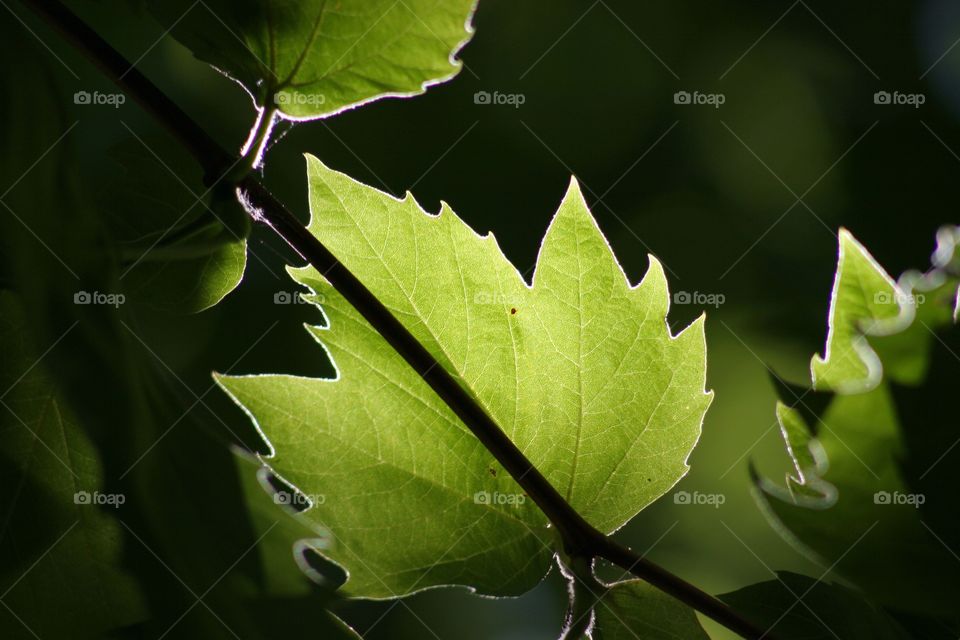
[21,2,774,638]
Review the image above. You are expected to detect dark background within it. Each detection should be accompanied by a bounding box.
[5,0,960,638]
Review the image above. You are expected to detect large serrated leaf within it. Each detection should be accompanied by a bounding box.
[218,159,712,598]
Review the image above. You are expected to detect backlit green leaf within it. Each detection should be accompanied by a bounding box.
[150,0,476,119]
[810,230,907,393]
[218,158,712,597]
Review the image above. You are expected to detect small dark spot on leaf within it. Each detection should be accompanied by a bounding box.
[510,308,517,315]
[488,467,497,477]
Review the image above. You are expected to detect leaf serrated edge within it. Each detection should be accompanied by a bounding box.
[811,228,917,394]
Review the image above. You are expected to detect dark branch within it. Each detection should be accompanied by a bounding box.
[22,2,772,638]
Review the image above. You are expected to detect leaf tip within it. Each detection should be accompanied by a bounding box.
[639,253,669,292]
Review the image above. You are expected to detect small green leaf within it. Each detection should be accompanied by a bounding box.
[757,377,960,614]
[759,402,836,507]
[101,138,248,313]
[810,229,907,393]
[591,580,709,640]
[150,0,476,119]
[218,158,712,597]
[720,572,910,640]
